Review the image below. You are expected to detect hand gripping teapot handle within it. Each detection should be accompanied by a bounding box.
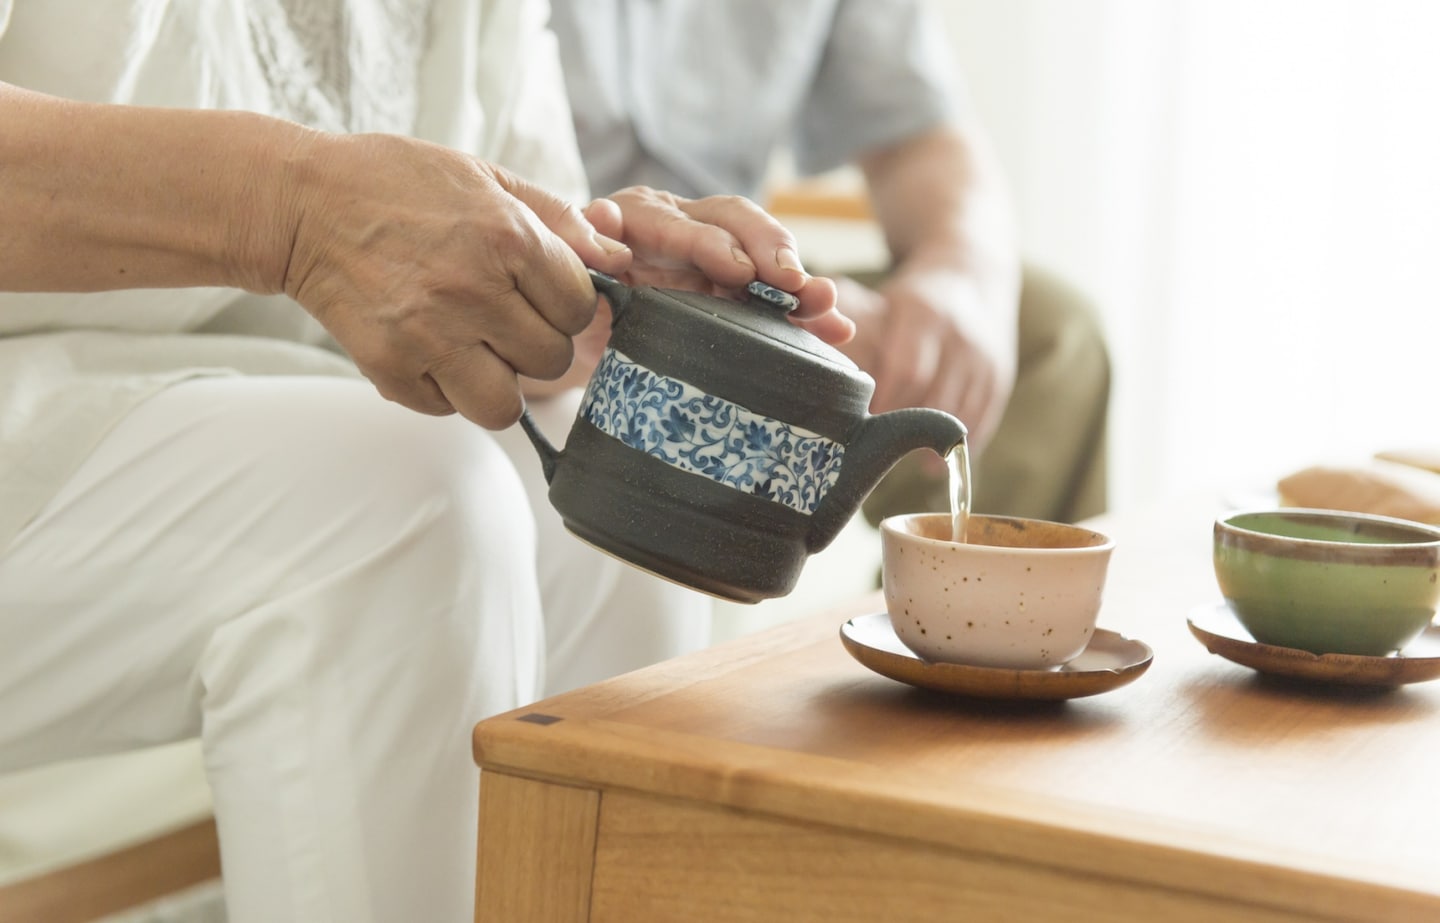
[518,270,632,483]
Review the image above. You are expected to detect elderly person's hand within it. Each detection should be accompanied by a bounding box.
[283,140,847,421]
[832,266,1015,452]
[520,186,850,399]
[280,133,639,429]
[586,187,848,341]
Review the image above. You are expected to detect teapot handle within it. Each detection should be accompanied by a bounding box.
[518,408,560,483]
[588,268,633,319]
[519,270,628,484]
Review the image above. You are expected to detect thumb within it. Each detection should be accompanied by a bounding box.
[788,275,856,346]
[492,167,631,275]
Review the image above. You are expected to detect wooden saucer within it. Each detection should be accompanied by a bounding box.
[839,612,1153,701]
[1187,603,1440,687]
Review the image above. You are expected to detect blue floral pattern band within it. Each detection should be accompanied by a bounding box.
[580,349,846,515]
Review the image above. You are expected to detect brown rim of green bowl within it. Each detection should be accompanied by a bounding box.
[1215,507,1440,566]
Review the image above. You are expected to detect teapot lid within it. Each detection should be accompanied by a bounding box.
[661,280,860,371]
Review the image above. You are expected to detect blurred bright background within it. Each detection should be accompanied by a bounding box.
[950,0,1440,511]
[789,0,1440,514]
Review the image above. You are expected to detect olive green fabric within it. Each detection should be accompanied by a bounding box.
[857,263,1111,527]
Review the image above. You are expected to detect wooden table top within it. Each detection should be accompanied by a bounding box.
[474,495,1440,922]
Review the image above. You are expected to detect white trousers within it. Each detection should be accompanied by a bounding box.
[0,376,710,922]
[492,391,714,696]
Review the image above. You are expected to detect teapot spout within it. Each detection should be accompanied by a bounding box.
[806,408,967,553]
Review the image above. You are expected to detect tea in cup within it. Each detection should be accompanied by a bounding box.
[880,513,1116,669]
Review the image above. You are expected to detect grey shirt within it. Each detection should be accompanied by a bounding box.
[548,0,962,201]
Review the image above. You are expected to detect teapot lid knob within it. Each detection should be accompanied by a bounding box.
[745,280,799,314]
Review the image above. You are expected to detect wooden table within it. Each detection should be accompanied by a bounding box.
[472,496,1440,922]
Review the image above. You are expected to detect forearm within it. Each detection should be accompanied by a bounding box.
[0,82,307,294]
[860,126,1020,307]
[848,126,1020,441]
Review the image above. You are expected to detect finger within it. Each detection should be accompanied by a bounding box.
[927,359,978,430]
[679,194,811,291]
[339,322,458,417]
[582,197,624,243]
[419,373,457,416]
[427,341,527,430]
[491,224,596,339]
[868,298,926,411]
[486,173,613,338]
[379,279,578,384]
[495,167,632,277]
[475,273,587,377]
[517,297,615,397]
[605,187,760,286]
[876,318,945,414]
[787,275,854,345]
[487,322,576,383]
[789,307,856,347]
[955,367,1003,449]
[364,366,459,417]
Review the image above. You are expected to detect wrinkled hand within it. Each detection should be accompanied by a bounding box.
[585,187,851,343]
[280,132,632,428]
[836,267,1016,451]
[517,295,614,399]
[524,186,853,400]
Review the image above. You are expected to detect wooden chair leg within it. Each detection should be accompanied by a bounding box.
[0,817,221,923]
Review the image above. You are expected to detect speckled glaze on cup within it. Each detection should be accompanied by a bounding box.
[880,513,1115,669]
[1214,509,1440,656]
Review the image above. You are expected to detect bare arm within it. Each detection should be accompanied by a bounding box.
[1,82,843,424]
[844,125,1021,449]
[0,82,300,293]
[0,82,627,428]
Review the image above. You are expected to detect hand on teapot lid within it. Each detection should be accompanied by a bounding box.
[582,188,855,347]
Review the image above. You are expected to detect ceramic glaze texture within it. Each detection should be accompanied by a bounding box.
[1213,508,1440,656]
[580,349,846,515]
[881,513,1115,669]
[520,273,967,603]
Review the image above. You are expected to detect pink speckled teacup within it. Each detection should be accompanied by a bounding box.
[880,513,1115,669]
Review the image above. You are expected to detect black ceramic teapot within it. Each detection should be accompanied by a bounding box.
[520,270,967,603]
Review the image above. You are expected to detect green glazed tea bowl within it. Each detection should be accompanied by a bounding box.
[1213,508,1440,656]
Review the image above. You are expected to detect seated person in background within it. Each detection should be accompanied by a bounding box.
[0,0,848,919]
[549,0,1111,528]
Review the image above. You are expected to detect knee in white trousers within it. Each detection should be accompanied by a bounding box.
[0,376,542,922]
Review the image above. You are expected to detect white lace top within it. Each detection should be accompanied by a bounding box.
[0,0,588,549]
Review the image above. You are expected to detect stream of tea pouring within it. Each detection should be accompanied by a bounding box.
[947,443,972,543]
